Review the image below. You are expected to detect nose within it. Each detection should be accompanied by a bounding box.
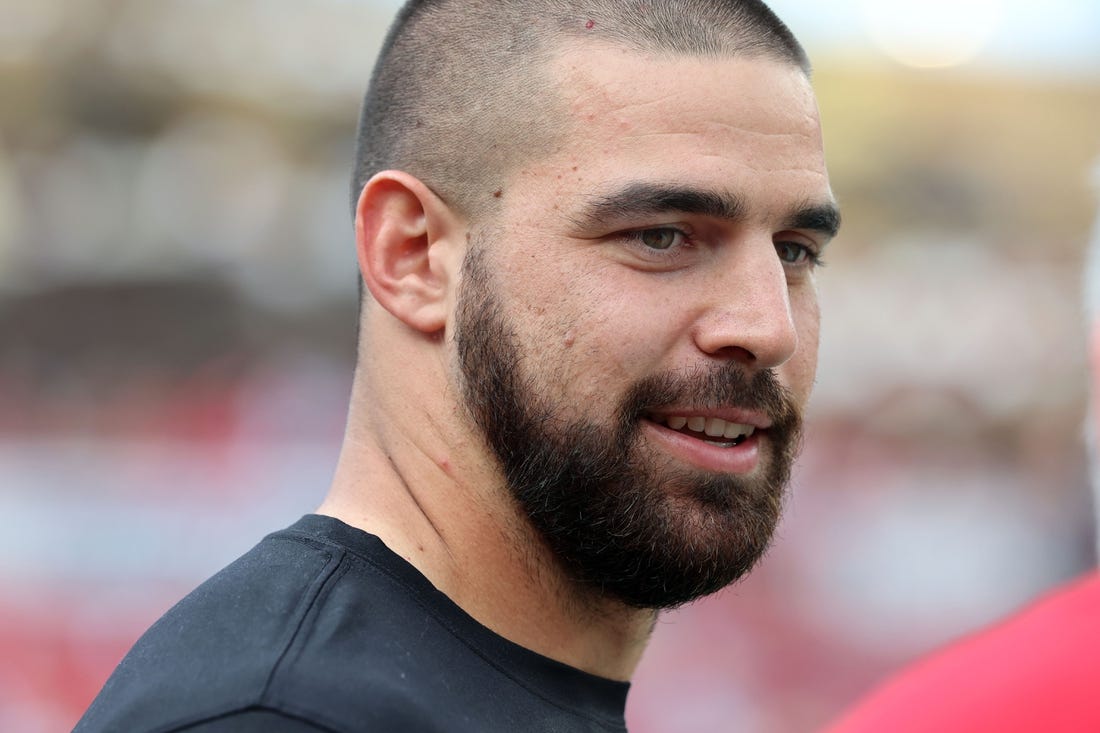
[692,240,799,369]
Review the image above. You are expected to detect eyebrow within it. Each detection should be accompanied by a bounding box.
[575,182,841,240]
[785,201,842,240]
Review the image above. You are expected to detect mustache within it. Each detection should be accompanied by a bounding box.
[618,364,799,430]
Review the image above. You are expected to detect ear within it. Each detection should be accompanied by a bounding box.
[355,171,465,334]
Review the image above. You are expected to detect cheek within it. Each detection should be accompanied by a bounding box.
[525,280,665,405]
[546,296,641,396]
[493,255,608,387]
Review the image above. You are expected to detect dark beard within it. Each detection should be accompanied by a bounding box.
[455,247,802,610]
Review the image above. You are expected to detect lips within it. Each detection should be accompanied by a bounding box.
[641,412,763,473]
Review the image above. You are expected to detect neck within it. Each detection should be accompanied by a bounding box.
[318,364,654,681]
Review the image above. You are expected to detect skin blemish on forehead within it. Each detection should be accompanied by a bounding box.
[585,19,595,29]
[493,189,503,198]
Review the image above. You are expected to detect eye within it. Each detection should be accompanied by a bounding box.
[636,228,685,251]
[775,240,821,267]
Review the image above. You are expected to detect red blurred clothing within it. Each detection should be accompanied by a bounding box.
[825,572,1100,733]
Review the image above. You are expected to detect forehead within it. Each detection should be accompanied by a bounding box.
[501,43,831,220]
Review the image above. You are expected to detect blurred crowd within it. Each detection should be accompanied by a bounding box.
[1,1,1098,731]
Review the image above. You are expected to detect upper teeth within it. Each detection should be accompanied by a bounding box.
[664,416,755,440]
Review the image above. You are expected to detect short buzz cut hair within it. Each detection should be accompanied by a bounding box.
[350,0,810,222]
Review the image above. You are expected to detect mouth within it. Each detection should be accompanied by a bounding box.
[640,412,764,474]
[647,414,758,448]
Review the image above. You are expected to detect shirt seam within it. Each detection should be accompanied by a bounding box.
[160,704,344,732]
[259,537,347,708]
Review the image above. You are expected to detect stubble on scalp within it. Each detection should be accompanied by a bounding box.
[351,0,810,222]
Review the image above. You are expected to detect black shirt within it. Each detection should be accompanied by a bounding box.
[75,515,630,732]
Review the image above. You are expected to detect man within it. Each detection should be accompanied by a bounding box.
[76,1,838,731]
[824,179,1100,732]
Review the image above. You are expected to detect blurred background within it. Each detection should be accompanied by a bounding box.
[1,0,1097,731]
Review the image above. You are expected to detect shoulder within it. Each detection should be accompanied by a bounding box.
[76,521,462,733]
[825,573,1100,733]
[76,516,627,733]
[76,528,352,732]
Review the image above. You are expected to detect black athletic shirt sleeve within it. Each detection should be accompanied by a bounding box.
[75,516,629,733]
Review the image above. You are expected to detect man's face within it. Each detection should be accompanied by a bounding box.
[453,46,836,609]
